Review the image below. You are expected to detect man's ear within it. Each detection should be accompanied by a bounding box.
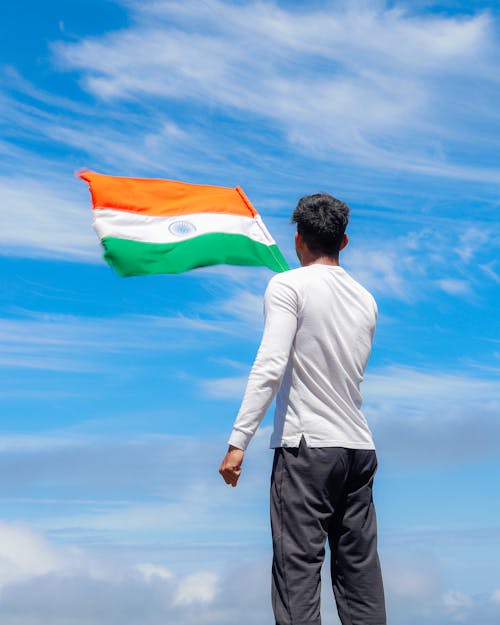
[295,230,304,264]
[339,234,348,251]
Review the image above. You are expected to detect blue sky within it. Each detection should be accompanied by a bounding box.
[0,0,499,623]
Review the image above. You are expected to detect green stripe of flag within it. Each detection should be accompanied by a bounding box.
[101,233,290,276]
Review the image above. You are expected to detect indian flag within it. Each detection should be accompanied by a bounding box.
[78,170,289,277]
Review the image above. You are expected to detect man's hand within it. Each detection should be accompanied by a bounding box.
[219,445,245,487]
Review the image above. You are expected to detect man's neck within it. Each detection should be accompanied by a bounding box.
[300,253,340,267]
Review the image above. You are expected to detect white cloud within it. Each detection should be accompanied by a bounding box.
[0,310,240,372]
[201,375,248,400]
[363,366,500,411]
[443,590,474,623]
[200,364,500,465]
[0,434,85,453]
[344,246,412,299]
[377,546,500,625]
[344,221,498,301]
[174,571,219,606]
[0,520,498,625]
[2,10,498,287]
[0,66,284,194]
[443,590,474,610]
[363,365,500,465]
[51,0,500,181]
[382,549,443,602]
[0,521,66,589]
[135,562,174,581]
[0,430,274,546]
[454,226,492,264]
[217,290,264,327]
[436,278,471,295]
[0,74,181,176]
[0,519,225,625]
[491,588,500,603]
[0,176,98,262]
[479,262,500,284]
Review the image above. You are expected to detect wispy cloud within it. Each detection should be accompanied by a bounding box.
[200,364,500,466]
[201,375,248,400]
[2,3,500,273]
[52,0,500,181]
[344,220,499,301]
[363,365,500,465]
[0,175,98,263]
[0,309,247,372]
[0,430,274,551]
[0,65,294,195]
[436,278,471,296]
[0,519,226,624]
[1,4,498,624]
[0,517,499,625]
[0,520,67,589]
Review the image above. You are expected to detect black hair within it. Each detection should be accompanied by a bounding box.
[291,193,350,256]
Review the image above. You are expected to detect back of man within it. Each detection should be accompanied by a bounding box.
[219,193,386,625]
[268,263,377,450]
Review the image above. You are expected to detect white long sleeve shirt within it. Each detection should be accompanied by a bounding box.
[228,263,378,450]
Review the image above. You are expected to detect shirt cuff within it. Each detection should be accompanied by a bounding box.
[228,428,252,451]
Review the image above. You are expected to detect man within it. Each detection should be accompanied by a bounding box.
[219,193,386,625]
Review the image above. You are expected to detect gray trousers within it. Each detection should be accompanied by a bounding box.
[270,437,386,625]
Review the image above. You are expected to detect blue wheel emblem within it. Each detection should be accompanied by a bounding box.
[168,220,197,237]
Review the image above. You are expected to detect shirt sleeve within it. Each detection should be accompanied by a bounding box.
[228,276,299,450]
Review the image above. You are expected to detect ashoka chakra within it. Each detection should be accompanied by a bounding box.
[168,220,197,237]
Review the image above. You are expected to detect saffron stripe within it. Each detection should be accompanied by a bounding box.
[79,170,256,218]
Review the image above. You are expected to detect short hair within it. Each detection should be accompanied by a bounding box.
[292,193,350,256]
